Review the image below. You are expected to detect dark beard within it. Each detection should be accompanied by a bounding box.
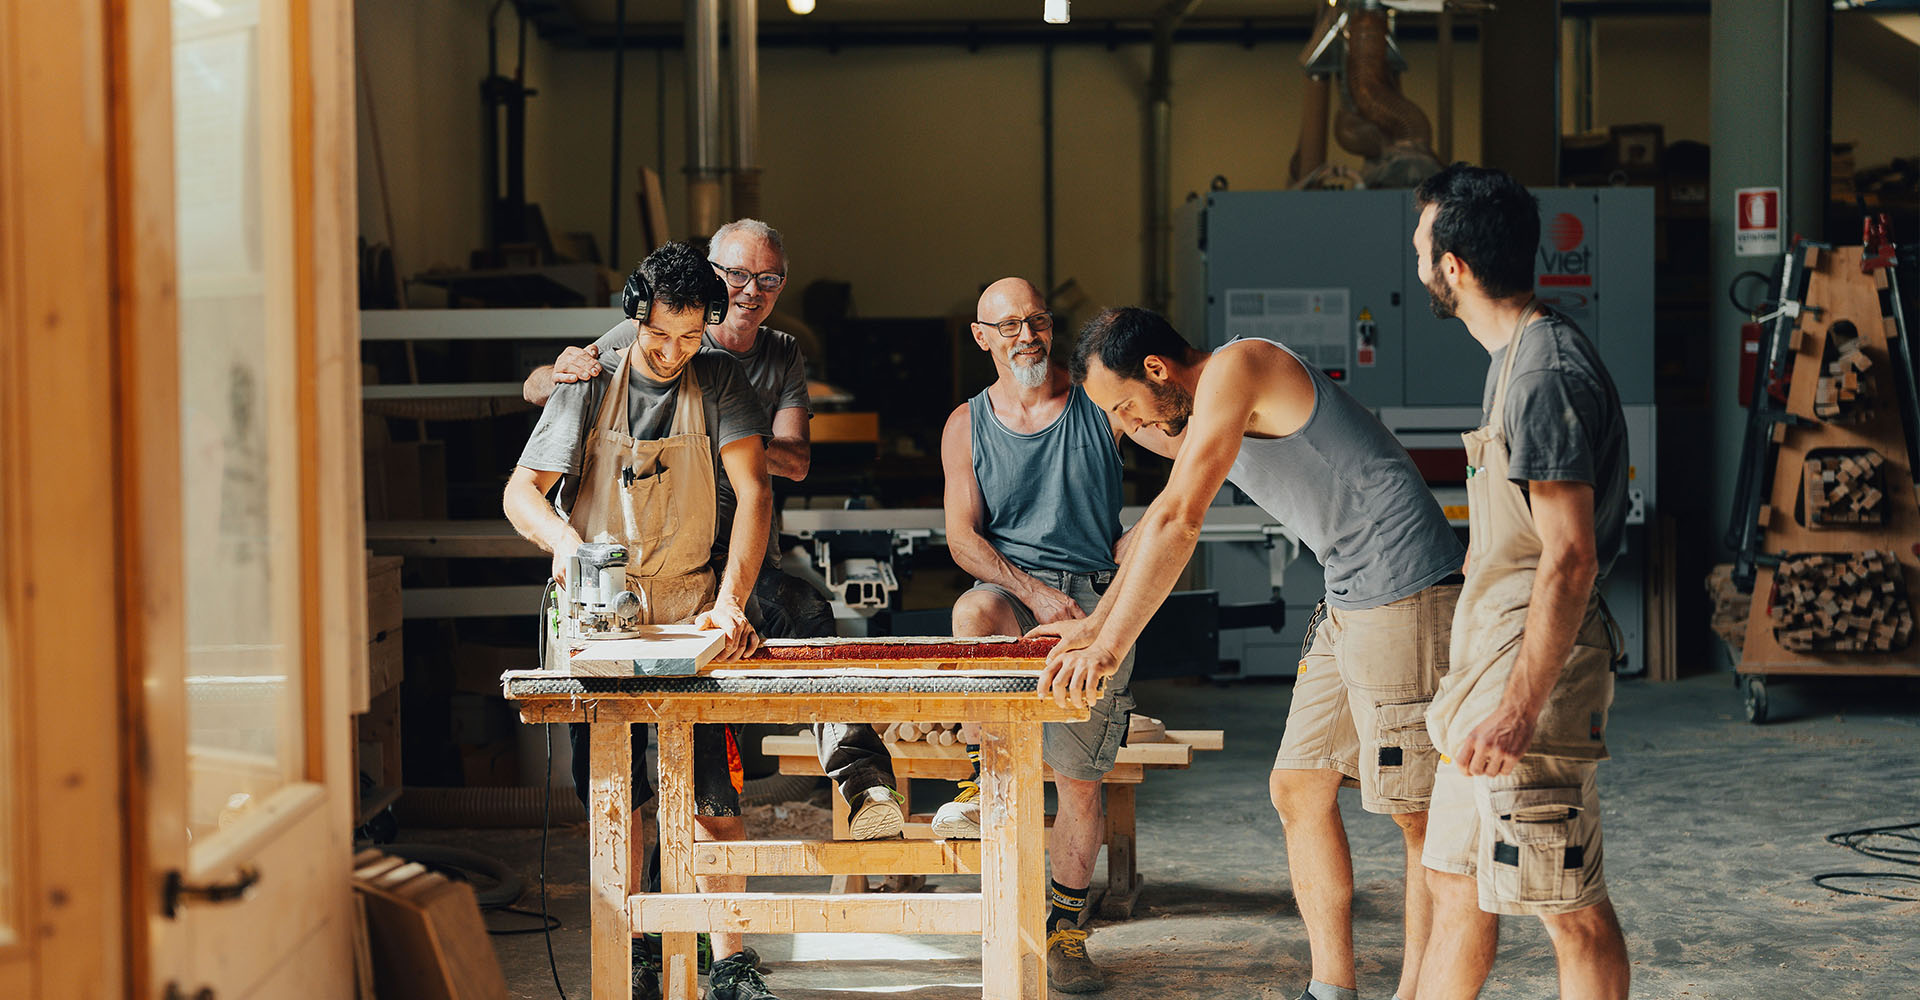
[1425,269,1458,320]
[1150,380,1194,436]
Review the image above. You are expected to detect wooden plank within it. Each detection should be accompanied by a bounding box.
[563,627,726,677]
[514,694,1087,726]
[1162,729,1224,751]
[657,723,698,1000]
[980,721,1046,1000]
[588,723,633,1000]
[763,732,1193,767]
[629,892,982,935]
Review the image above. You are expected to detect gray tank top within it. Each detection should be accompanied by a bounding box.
[971,384,1123,575]
[1226,339,1464,611]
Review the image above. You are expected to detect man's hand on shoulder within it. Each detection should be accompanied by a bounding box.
[553,344,604,383]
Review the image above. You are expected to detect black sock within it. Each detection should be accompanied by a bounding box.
[966,743,980,774]
[1048,879,1088,931]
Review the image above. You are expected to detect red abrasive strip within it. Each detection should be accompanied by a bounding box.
[744,636,1059,661]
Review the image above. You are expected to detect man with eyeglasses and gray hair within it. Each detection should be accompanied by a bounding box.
[932,276,1136,994]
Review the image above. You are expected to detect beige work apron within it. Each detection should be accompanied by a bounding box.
[1426,303,1615,762]
[565,348,719,629]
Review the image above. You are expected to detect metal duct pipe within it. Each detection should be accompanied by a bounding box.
[686,0,725,239]
[1345,2,1434,149]
[1333,71,1387,159]
[730,0,761,221]
[1145,0,1203,315]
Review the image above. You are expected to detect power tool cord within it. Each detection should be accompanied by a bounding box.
[1813,821,1920,902]
[540,720,570,998]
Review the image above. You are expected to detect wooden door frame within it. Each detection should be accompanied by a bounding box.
[1,0,362,997]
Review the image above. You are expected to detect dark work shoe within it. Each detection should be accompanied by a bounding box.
[1046,927,1106,993]
[631,941,661,1000]
[708,952,781,1000]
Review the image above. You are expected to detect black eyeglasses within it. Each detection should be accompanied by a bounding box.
[710,260,787,291]
[975,312,1054,338]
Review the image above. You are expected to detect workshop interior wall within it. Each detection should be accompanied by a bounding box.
[353,2,1483,319]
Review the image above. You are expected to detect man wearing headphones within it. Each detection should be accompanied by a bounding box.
[525,220,907,843]
[504,240,784,1000]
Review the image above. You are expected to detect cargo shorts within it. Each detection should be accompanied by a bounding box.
[1421,755,1610,916]
[1272,581,1459,814]
[967,568,1136,782]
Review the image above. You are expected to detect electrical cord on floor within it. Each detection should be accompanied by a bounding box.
[1814,821,1920,902]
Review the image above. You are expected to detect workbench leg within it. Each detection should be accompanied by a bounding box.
[980,721,1046,1000]
[1100,783,1141,920]
[589,722,633,1000]
[658,723,699,1000]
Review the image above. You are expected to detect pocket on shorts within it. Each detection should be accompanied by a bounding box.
[1483,785,1589,906]
[1366,697,1440,805]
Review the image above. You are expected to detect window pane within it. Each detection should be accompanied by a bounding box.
[172,0,303,843]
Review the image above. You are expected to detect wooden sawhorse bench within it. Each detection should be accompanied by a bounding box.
[503,637,1086,1000]
[762,727,1224,920]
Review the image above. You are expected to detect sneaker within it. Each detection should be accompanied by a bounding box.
[631,941,661,1000]
[846,785,906,841]
[930,779,981,839]
[708,951,781,1000]
[1045,926,1105,993]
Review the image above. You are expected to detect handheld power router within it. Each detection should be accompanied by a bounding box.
[562,541,643,641]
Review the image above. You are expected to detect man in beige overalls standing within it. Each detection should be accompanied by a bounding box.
[505,241,786,1000]
[1409,164,1631,1000]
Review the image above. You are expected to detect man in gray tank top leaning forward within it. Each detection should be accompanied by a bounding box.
[934,277,1135,994]
[522,220,906,848]
[1037,307,1465,1000]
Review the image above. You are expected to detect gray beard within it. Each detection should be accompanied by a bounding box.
[1011,359,1048,389]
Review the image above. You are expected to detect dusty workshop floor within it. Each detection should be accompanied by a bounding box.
[398,672,1920,999]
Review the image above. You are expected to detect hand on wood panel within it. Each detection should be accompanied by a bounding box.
[1039,644,1118,710]
[694,600,761,659]
[548,531,583,588]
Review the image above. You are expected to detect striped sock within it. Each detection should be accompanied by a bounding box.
[966,743,980,774]
[1047,879,1088,931]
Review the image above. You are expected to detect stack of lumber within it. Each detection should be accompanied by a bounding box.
[880,721,961,745]
[351,850,508,1000]
[1814,326,1876,424]
[1705,563,1749,660]
[1768,550,1914,652]
[1802,450,1888,527]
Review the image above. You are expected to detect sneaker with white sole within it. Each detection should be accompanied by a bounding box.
[846,785,905,840]
[930,779,981,839]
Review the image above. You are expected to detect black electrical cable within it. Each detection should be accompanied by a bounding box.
[487,905,564,935]
[1728,269,1777,314]
[1814,821,1920,902]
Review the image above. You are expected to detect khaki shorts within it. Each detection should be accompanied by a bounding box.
[967,569,1135,783]
[1272,583,1458,814]
[1422,756,1609,916]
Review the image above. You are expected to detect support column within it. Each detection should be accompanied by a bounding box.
[658,723,700,1000]
[589,721,633,1000]
[1708,0,1831,559]
[1478,0,1560,185]
[685,0,725,239]
[979,721,1046,1000]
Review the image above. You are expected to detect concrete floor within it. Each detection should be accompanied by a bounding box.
[406,672,1920,999]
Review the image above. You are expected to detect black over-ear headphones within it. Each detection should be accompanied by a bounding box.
[622,270,729,327]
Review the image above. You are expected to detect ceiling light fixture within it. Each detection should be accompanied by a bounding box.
[788,0,815,14]
[1044,0,1069,24]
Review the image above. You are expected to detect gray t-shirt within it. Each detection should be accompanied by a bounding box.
[517,351,769,561]
[1482,310,1629,577]
[593,322,811,566]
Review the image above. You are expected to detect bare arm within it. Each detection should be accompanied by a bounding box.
[940,403,1085,625]
[1455,479,1598,777]
[502,466,584,584]
[696,435,772,658]
[766,405,811,481]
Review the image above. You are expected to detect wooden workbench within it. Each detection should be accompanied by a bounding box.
[501,636,1087,1000]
